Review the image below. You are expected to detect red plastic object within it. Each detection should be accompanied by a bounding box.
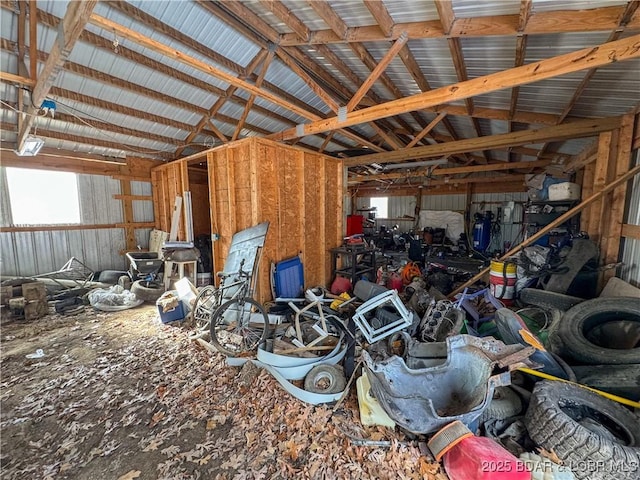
[330,276,352,295]
[346,215,364,236]
[429,421,531,480]
[387,272,403,292]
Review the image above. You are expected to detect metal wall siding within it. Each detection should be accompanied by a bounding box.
[620,150,640,287]
[135,228,152,250]
[1,170,131,276]
[0,167,12,226]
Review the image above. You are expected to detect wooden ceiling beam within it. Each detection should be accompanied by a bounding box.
[349,160,550,183]
[233,49,275,140]
[509,0,532,124]
[406,112,447,148]
[537,1,639,158]
[198,0,384,152]
[108,0,244,75]
[347,32,408,111]
[174,49,269,157]
[351,181,527,196]
[350,173,530,187]
[271,34,640,141]
[308,0,348,40]
[279,5,640,45]
[88,13,317,121]
[3,122,173,159]
[343,117,621,167]
[16,0,97,151]
[259,0,309,41]
[363,0,395,37]
[28,0,37,81]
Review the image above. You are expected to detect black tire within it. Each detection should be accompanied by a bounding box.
[481,386,523,422]
[525,381,640,480]
[304,364,346,394]
[97,270,127,284]
[193,285,217,331]
[210,297,270,357]
[117,275,132,290]
[131,280,165,303]
[519,288,585,311]
[552,297,640,365]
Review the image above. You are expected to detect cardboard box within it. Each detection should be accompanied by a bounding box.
[548,182,580,201]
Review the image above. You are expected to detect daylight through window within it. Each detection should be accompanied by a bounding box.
[6,167,81,225]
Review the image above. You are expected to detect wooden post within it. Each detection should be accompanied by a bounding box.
[119,180,137,252]
[602,113,636,286]
[588,132,612,242]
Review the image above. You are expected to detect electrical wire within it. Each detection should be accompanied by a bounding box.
[1,98,217,155]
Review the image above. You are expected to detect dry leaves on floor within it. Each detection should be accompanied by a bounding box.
[0,307,446,479]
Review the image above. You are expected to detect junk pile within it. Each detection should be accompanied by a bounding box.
[192,223,640,480]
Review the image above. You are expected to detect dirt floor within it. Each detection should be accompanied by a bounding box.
[0,304,446,480]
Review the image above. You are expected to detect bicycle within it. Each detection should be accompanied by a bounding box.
[192,259,270,356]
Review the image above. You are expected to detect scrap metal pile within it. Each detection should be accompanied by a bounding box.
[188,224,640,480]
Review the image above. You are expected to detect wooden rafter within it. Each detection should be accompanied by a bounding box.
[195,0,388,152]
[2,122,173,159]
[88,13,314,121]
[347,32,408,111]
[406,112,447,148]
[16,0,97,150]
[537,1,640,158]
[270,34,640,141]
[174,49,269,157]
[349,173,532,187]
[28,0,37,81]
[209,0,392,151]
[233,49,275,140]
[278,5,640,45]
[343,117,622,167]
[363,0,394,37]
[308,0,348,40]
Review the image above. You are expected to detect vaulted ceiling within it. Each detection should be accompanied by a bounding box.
[1,1,639,190]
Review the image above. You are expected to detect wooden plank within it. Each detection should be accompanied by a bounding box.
[28,0,37,80]
[349,160,550,184]
[113,194,153,201]
[278,5,637,45]
[598,129,619,262]
[352,181,527,197]
[17,1,98,150]
[451,162,640,297]
[308,1,348,39]
[580,162,595,233]
[272,35,640,141]
[303,152,324,290]
[363,0,395,37]
[406,112,447,148]
[622,224,640,240]
[119,180,137,251]
[342,117,621,167]
[346,33,408,111]
[434,0,456,34]
[89,13,316,122]
[256,140,279,300]
[603,113,636,284]
[207,153,219,281]
[589,132,613,242]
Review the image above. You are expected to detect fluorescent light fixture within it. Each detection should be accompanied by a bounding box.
[381,158,448,170]
[15,136,45,156]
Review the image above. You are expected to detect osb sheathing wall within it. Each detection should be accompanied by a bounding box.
[151,137,344,303]
[207,137,344,303]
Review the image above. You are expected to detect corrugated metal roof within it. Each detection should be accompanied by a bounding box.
[0,0,636,164]
[453,0,522,17]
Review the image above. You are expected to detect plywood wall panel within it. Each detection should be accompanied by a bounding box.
[155,138,344,303]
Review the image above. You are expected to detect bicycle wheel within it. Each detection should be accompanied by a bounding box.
[210,297,270,356]
[193,285,218,332]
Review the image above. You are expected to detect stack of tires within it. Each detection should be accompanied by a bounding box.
[523,297,640,480]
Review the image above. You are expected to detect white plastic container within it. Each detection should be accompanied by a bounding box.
[548,182,581,201]
[356,372,396,428]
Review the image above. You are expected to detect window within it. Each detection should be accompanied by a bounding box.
[6,167,80,225]
[369,197,388,219]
